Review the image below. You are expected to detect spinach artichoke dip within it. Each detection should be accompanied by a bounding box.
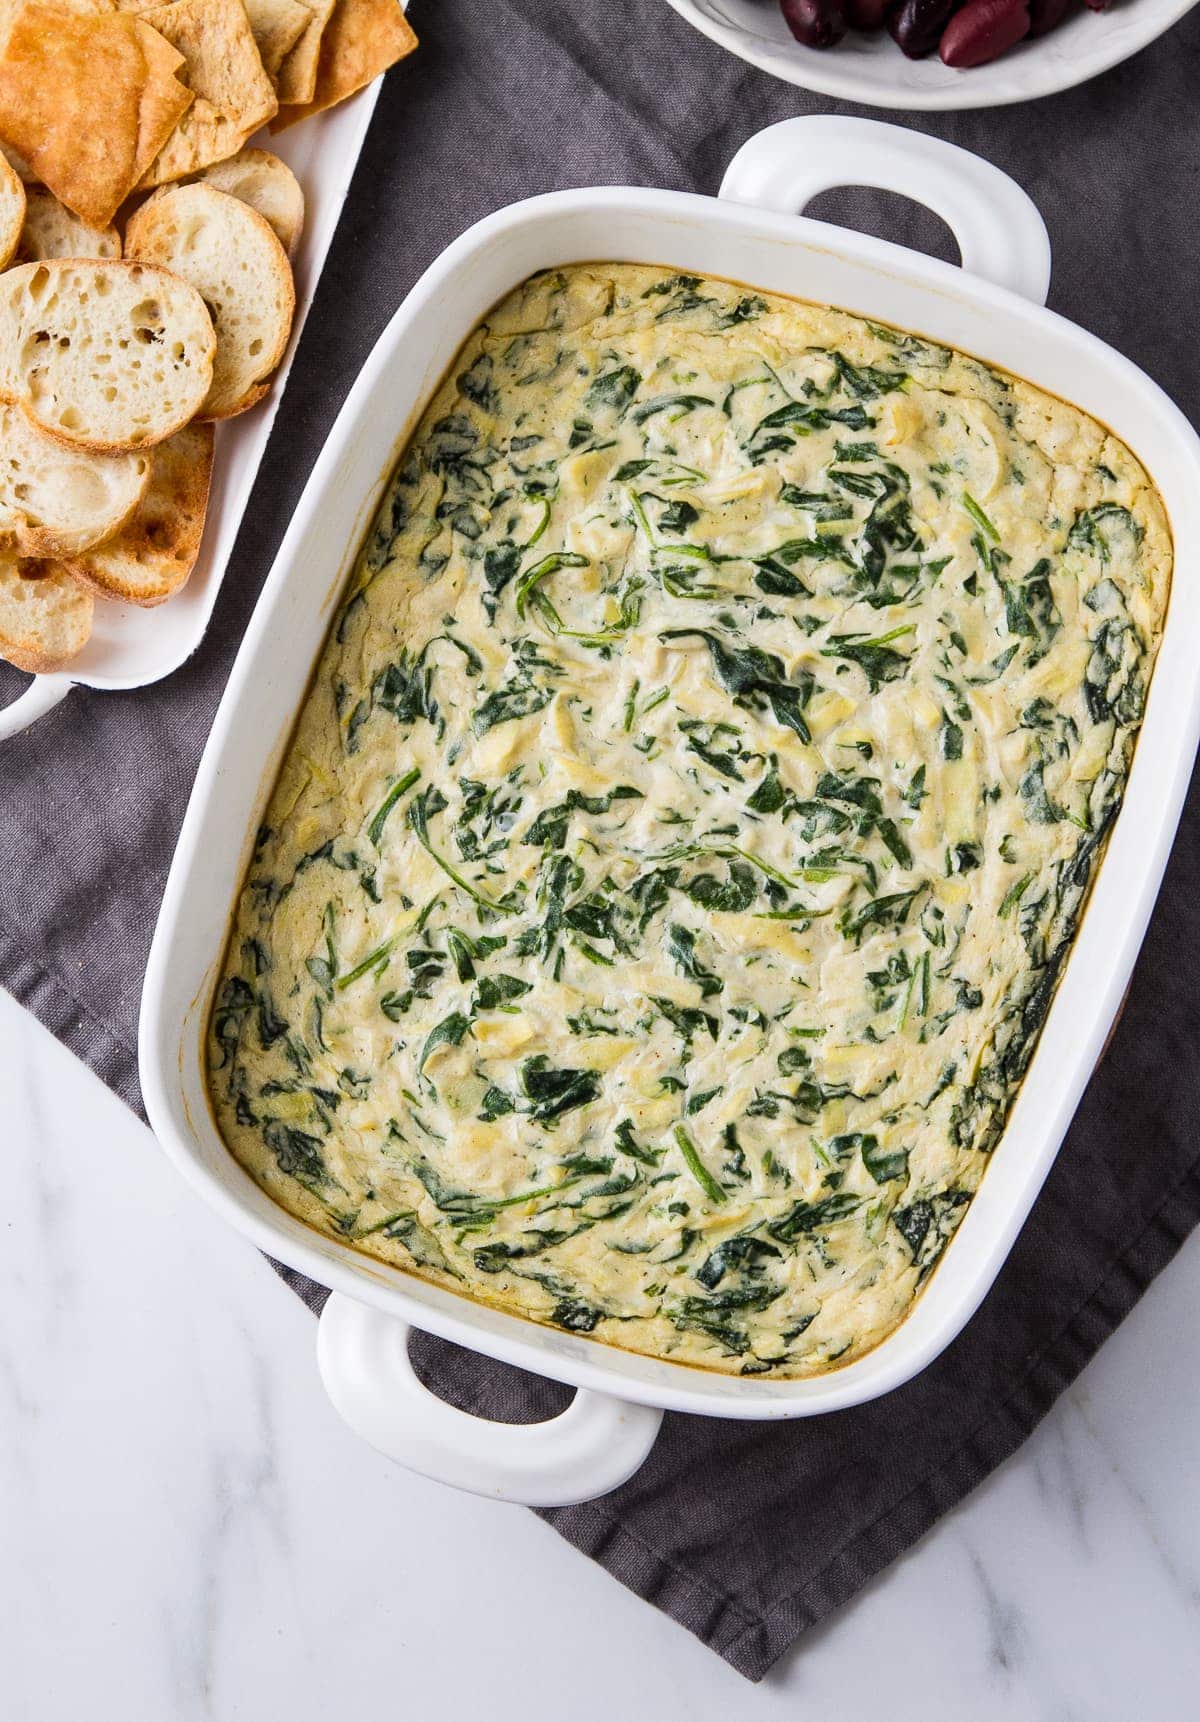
[209,264,1170,1377]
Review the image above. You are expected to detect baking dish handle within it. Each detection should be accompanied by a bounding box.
[0,673,73,741]
[719,116,1051,307]
[317,1292,664,1506]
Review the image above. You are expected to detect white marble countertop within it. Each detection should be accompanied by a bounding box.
[3,982,1198,1720]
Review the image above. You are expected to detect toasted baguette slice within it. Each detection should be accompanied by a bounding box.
[67,421,213,604]
[17,188,121,263]
[125,183,294,421]
[193,148,304,255]
[0,259,215,451]
[0,554,93,672]
[0,401,150,556]
[0,143,24,268]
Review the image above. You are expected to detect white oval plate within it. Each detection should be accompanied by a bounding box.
[665,0,1198,109]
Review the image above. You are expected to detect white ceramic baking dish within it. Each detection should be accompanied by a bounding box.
[140,117,1200,1508]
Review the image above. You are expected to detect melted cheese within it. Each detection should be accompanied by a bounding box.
[208,264,1171,1378]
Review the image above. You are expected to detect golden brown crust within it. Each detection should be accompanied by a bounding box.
[198,374,271,422]
[16,397,193,457]
[207,262,1171,1380]
[65,421,214,603]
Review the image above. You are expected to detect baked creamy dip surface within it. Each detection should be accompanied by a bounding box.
[209,264,1170,1377]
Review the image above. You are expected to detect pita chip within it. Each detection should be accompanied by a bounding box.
[140,0,278,185]
[271,0,331,105]
[0,5,193,226]
[242,0,308,74]
[272,0,415,129]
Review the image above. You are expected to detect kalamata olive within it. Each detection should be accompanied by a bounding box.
[780,0,847,46]
[1028,0,1071,34]
[939,0,1030,64]
[843,0,889,29]
[888,0,961,57]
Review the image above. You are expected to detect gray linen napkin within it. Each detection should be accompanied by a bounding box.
[3,0,1200,1681]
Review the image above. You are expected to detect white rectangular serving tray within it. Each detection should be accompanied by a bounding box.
[0,77,384,738]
